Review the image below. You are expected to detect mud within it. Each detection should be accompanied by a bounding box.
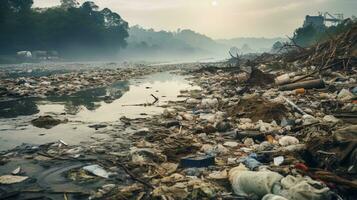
[228,97,288,123]
[31,116,65,129]
[246,68,275,87]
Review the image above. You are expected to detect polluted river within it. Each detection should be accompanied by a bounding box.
[0,54,356,200]
[0,62,204,199]
[0,68,199,151]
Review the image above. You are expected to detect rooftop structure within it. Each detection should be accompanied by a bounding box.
[303,12,344,30]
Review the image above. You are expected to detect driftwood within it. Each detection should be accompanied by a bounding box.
[117,162,155,189]
[290,64,333,83]
[279,79,325,91]
[122,94,160,107]
[256,21,356,73]
[151,94,159,104]
[314,170,357,189]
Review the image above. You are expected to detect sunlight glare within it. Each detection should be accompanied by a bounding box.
[211,1,218,7]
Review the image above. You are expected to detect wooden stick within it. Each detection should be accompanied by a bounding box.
[117,162,155,189]
[151,94,159,104]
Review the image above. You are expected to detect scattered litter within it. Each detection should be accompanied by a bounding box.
[223,141,238,148]
[279,136,299,146]
[180,155,215,168]
[229,164,283,198]
[208,169,228,180]
[323,115,340,123]
[201,98,219,108]
[239,153,262,170]
[0,175,28,184]
[274,156,284,166]
[11,166,22,175]
[337,88,354,101]
[83,165,110,179]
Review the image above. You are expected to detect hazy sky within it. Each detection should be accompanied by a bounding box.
[33,0,356,39]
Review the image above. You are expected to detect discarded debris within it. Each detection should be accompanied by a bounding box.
[273,156,284,166]
[31,115,64,129]
[180,155,215,168]
[279,79,325,91]
[0,175,28,184]
[229,164,283,198]
[82,165,110,179]
[11,166,22,175]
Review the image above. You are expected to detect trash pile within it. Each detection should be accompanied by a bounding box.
[116,22,355,199]
[0,24,356,200]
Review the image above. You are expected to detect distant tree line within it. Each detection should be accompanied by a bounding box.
[127,25,220,51]
[292,19,354,47]
[0,0,129,58]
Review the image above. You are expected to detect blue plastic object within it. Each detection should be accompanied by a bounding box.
[240,153,262,170]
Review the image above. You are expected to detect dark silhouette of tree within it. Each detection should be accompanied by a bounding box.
[0,0,129,59]
[293,25,318,47]
[271,41,283,53]
[60,0,79,9]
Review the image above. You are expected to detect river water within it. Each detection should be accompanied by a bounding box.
[0,71,199,151]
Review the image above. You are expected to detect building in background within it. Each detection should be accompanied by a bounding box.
[303,12,344,30]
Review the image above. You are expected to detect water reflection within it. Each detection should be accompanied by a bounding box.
[0,81,129,118]
[0,71,199,151]
[0,98,39,118]
[47,81,129,115]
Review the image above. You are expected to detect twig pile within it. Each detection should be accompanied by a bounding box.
[257,21,357,72]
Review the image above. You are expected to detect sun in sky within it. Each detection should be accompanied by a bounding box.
[211,0,218,7]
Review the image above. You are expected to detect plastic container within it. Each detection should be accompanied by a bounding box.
[275,74,291,85]
[295,88,306,94]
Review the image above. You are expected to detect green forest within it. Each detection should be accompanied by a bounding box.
[0,0,129,58]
